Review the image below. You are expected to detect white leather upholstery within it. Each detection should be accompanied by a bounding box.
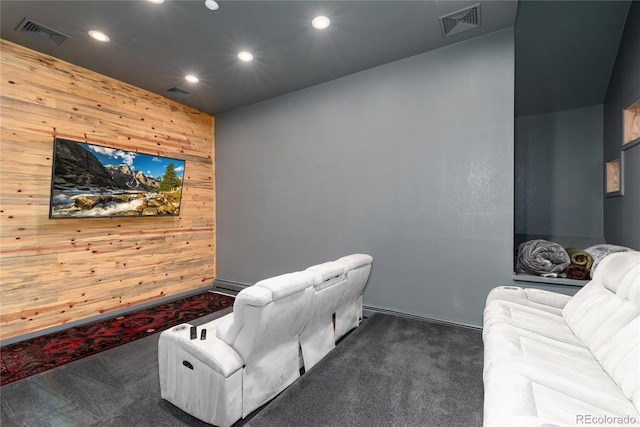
[483,251,640,427]
[300,260,348,370]
[563,253,640,413]
[334,254,373,340]
[223,270,318,417]
[158,316,244,427]
[159,254,373,426]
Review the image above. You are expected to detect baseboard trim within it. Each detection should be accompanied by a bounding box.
[213,278,252,293]
[363,305,483,331]
[210,281,484,332]
[0,284,216,347]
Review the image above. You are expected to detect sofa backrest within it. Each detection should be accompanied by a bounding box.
[307,260,348,291]
[299,260,349,369]
[334,254,373,340]
[220,270,318,416]
[339,253,373,303]
[563,251,640,412]
[220,270,317,362]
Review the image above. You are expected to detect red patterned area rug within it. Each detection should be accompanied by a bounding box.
[0,291,235,386]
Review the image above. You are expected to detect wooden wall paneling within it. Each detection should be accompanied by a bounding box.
[0,40,216,340]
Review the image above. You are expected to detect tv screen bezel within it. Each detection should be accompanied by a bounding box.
[49,137,186,219]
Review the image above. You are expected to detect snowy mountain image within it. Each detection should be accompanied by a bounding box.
[50,138,185,218]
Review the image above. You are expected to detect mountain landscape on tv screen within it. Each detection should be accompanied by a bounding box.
[50,139,185,218]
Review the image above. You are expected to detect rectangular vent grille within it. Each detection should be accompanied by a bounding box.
[439,4,481,37]
[16,18,71,46]
[166,87,191,96]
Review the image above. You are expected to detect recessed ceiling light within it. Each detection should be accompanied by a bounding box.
[185,74,199,83]
[204,0,219,11]
[88,30,110,42]
[312,16,331,30]
[147,0,165,4]
[237,51,254,62]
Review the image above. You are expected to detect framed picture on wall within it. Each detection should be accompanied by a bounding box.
[623,98,640,150]
[605,152,624,197]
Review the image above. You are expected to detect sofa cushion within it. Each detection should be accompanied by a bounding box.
[563,252,640,412]
[483,321,587,374]
[483,287,578,351]
[484,357,639,427]
[215,313,234,342]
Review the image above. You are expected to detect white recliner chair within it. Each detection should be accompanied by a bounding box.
[334,254,373,341]
[299,260,349,370]
[158,270,318,426]
[229,270,318,417]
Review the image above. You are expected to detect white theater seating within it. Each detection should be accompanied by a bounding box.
[158,254,372,427]
[482,251,640,427]
[223,271,318,417]
[300,260,348,369]
[334,254,373,341]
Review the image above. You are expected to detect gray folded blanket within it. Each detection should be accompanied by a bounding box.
[516,239,571,276]
[584,244,635,278]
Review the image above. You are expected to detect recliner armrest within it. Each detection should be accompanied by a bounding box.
[160,320,244,378]
[487,286,572,310]
[523,288,572,309]
[176,335,243,378]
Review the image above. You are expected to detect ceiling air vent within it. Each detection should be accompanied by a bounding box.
[166,87,191,96]
[439,4,481,38]
[16,18,71,46]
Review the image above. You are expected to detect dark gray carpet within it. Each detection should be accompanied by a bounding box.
[0,308,233,427]
[246,313,484,427]
[1,311,483,427]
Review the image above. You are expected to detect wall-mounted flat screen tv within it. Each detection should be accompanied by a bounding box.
[49,138,186,218]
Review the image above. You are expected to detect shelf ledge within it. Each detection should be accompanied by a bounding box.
[513,273,588,287]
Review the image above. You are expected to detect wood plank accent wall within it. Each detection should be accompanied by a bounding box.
[0,40,216,341]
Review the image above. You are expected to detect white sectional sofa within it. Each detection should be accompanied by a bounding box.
[158,254,373,427]
[483,251,640,427]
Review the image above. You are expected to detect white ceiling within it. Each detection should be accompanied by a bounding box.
[0,1,631,116]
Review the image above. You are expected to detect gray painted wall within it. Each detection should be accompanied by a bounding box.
[515,105,605,249]
[216,29,515,327]
[603,2,640,250]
